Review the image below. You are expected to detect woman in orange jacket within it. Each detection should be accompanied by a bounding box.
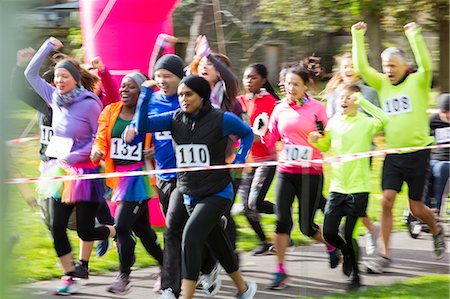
[91,72,163,294]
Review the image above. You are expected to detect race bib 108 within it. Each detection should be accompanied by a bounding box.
[435,127,450,144]
[110,138,142,161]
[175,144,210,168]
[383,96,412,115]
[40,125,54,145]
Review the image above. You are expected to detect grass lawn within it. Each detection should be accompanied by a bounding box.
[5,102,448,297]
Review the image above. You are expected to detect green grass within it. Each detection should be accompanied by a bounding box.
[310,275,450,299]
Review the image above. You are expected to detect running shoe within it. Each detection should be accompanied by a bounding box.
[96,239,109,257]
[347,274,361,291]
[54,276,80,296]
[236,281,257,299]
[328,248,341,269]
[159,288,177,299]
[200,262,222,296]
[364,255,391,274]
[365,224,380,256]
[433,224,446,260]
[107,273,130,294]
[73,261,89,279]
[267,272,288,290]
[252,242,272,256]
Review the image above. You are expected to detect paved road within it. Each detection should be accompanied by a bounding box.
[11,231,449,299]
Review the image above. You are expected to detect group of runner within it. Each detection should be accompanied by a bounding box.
[12,19,448,298]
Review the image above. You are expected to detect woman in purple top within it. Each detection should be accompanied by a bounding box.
[25,37,116,296]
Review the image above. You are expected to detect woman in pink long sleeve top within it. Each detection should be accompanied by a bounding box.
[262,64,331,290]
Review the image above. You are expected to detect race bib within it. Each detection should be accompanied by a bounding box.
[281,144,313,166]
[383,96,412,115]
[110,138,142,161]
[45,136,73,159]
[175,144,210,168]
[40,125,54,145]
[435,127,450,144]
[155,131,172,141]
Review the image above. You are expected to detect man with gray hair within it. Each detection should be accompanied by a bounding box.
[351,21,446,274]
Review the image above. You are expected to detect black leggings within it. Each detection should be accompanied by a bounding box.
[275,173,323,236]
[323,192,369,277]
[182,196,238,281]
[52,201,110,257]
[115,199,163,275]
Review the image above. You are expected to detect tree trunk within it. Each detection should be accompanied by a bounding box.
[436,4,449,92]
[364,10,383,71]
[184,1,204,63]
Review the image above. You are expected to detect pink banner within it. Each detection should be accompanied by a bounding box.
[79,0,179,85]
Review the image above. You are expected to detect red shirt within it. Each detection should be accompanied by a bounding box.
[237,91,277,161]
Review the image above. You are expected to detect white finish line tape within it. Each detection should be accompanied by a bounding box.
[5,144,449,184]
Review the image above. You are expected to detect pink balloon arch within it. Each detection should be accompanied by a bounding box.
[79,0,179,84]
[79,0,180,226]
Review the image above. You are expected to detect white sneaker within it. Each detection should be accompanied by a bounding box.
[364,255,391,274]
[365,224,380,256]
[237,281,257,299]
[159,288,177,299]
[200,262,222,296]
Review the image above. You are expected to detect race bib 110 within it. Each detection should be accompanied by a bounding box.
[175,144,210,168]
[40,125,54,145]
[383,96,412,115]
[110,138,142,161]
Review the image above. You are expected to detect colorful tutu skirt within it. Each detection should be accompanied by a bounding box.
[37,160,106,204]
[111,162,155,203]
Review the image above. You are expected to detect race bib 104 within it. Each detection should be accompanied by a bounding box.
[110,138,142,161]
[435,127,450,144]
[40,125,54,145]
[155,131,172,141]
[281,144,313,166]
[175,144,210,168]
[383,96,412,115]
[45,136,73,159]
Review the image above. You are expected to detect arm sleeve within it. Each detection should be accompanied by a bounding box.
[406,27,432,87]
[262,107,281,147]
[131,85,155,133]
[98,67,120,106]
[351,28,384,91]
[147,112,174,132]
[148,35,172,79]
[24,39,57,105]
[11,65,52,115]
[222,112,254,164]
[326,92,337,118]
[207,54,239,101]
[92,105,111,157]
[65,102,102,165]
[310,129,331,152]
[357,93,389,134]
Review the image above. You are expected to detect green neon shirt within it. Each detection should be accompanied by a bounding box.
[311,94,389,193]
[352,27,434,149]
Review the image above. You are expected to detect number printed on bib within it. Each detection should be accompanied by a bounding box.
[383,96,412,115]
[110,138,142,161]
[155,131,172,140]
[175,144,210,168]
[40,125,54,145]
[435,127,450,144]
[281,144,313,166]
